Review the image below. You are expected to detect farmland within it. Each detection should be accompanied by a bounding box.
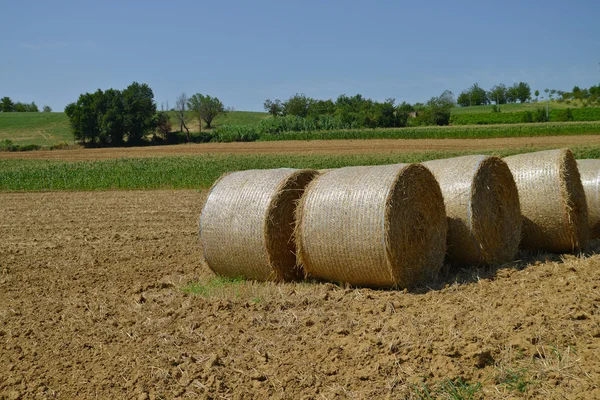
[2,135,600,398]
[1,188,599,399]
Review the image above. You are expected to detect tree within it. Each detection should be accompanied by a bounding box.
[43,105,52,112]
[457,83,488,106]
[488,84,508,105]
[263,99,283,117]
[156,111,172,140]
[283,93,312,117]
[1,96,14,112]
[187,93,226,130]
[64,82,158,145]
[64,90,104,143]
[121,82,157,143]
[174,93,191,142]
[307,99,335,118]
[534,90,540,101]
[515,82,531,103]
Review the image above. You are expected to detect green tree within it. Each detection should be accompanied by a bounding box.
[457,83,488,107]
[488,84,508,105]
[283,93,312,117]
[64,90,104,143]
[1,97,14,112]
[307,99,335,118]
[188,93,226,129]
[98,89,126,145]
[263,99,283,117]
[43,105,52,112]
[515,82,531,103]
[122,82,157,143]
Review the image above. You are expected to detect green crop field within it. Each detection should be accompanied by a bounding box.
[254,121,600,141]
[2,146,600,192]
[450,101,579,115]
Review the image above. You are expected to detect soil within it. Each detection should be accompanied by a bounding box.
[2,135,600,161]
[1,190,599,399]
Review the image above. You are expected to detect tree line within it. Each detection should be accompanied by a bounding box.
[63,83,228,146]
[457,82,532,106]
[262,91,456,129]
[0,97,51,112]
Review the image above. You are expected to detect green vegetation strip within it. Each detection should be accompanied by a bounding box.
[255,121,600,141]
[3,146,600,192]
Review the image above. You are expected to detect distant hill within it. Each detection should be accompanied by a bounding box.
[0,111,269,146]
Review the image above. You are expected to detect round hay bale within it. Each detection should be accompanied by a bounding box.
[504,149,588,253]
[423,155,522,266]
[576,159,600,238]
[200,168,318,281]
[296,164,447,288]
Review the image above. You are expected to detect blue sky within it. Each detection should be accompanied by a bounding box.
[1,0,599,112]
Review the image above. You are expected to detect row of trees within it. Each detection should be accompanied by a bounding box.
[263,91,456,128]
[64,83,228,146]
[457,82,532,106]
[1,97,51,112]
[64,82,158,145]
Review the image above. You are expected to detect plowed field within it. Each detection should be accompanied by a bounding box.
[2,135,600,161]
[1,191,599,399]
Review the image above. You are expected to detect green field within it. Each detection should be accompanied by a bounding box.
[254,121,600,141]
[3,106,600,148]
[2,146,600,192]
[0,111,269,146]
[450,101,578,114]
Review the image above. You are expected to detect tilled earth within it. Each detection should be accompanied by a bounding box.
[1,190,599,399]
[2,135,600,161]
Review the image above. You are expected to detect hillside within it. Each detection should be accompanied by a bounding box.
[0,111,269,146]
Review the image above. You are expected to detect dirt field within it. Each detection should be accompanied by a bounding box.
[1,191,600,399]
[3,135,600,161]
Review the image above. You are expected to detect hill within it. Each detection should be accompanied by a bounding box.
[0,111,269,146]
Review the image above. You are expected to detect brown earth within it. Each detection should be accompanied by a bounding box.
[1,190,599,399]
[3,135,600,161]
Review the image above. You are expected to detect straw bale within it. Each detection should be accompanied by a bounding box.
[504,149,588,253]
[296,164,447,288]
[576,159,600,238]
[423,155,521,266]
[200,168,318,281]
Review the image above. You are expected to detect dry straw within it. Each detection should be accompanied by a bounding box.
[576,159,600,238]
[504,149,588,253]
[296,164,447,288]
[423,155,522,266]
[199,168,318,281]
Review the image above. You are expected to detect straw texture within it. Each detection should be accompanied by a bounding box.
[423,155,522,266]
[576,159,600,238]
[200,168,318,281]
[296,164,447,288]
[504,149,588,253]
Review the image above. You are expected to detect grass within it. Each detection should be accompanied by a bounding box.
[0,112,73,146]
[3,146,600,192]
[182,276,246,297]
[412,378,482,400]
[451,100,583,115]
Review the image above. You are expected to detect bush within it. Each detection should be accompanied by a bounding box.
[553,108,574,122]
[0,139,41,152]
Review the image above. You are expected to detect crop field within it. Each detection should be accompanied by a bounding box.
[1,141,600,399]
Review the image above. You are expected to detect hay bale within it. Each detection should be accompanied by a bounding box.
[199,168,318,281]
[576,159,600,238]
[504,149,588,253]
[296,164,447,288]
[423,155,522,266]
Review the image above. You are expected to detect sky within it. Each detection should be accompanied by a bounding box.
[1,0,599,112]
